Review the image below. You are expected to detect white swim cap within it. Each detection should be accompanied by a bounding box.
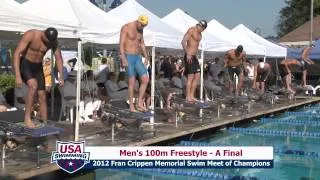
[259,62,265,69]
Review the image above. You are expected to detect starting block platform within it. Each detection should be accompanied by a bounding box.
[102,104,155,142]
[172,96,214,109]
[0,120,64,137]
[0,120,64,169]
[104,104,153,119]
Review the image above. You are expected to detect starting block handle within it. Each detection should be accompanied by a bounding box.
[36,145,40,169]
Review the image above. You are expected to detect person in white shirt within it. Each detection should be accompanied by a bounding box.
[80,70,101,123]
[246,61,255,81]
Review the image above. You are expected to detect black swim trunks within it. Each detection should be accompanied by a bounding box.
[227,66,243,81]
[279,64,289,78]
[298,59,306,71]
[20,57,45,91]
[257,68,269,82]
[184,54,200,75]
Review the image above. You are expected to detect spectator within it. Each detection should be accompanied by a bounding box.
[105,72,128,99]
[97,57,109,88]
[0,92,7,112]
[80,70,101,122]
[118,72,128,89]
[43,57,52,91]
[160,56,174,79]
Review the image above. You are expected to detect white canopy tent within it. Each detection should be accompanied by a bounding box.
[232,24,287,57]
[21,0,121,39]
[161,8,228,50]
[207,19,266,56]
[99,0,184,49]
[0,0,79,38]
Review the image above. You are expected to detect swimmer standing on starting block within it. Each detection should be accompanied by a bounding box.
[224,45,247,96]
[14,28,64,128]
[181,20,207,103]
[119,15,149,112]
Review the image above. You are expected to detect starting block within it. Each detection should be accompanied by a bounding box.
[0,120,64,169]
[102,104,155,143]
[172,96,214,109]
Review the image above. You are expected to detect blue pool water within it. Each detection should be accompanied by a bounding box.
[93,104,320,180]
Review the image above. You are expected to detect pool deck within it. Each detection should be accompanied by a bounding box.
[1,96,320,179]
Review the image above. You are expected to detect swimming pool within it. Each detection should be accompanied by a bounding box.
[93,103,320,180]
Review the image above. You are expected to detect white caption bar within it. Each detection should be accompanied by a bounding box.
[86,146,273,160]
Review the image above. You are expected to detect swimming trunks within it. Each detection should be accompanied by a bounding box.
[257,68,269,82]
[298,59,306,71]
[279,64,289,78]
[227,66,242,81]
[126,54,147,78]
[20,57,45,91]
[184,54,200,74]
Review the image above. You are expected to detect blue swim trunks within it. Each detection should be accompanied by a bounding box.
[126,54,147,77]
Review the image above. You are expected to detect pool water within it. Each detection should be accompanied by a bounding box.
[93,104,320,180]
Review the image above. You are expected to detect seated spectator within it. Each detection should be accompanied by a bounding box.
[208,57,223,82]
[160,56,174,79]
[171,72,184,94]
[204,71,222,100]
[118,72,128,89]
[105,72,128,100]
[14,83,28,110]
[156,72,177,110]
[97,57,109,88]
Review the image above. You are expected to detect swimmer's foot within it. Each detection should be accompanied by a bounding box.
[25,120,39,129]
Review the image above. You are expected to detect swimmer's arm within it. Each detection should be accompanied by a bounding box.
[301,48,310,61]
[181,28,192,54]
[242,52,247,63]
[302,48,314,64]
[264,69,271,82]
[13,30,32,79]
[283,61,291,74]
[140,38,148,61]
[119,26,126,60]
[53,45,64,80]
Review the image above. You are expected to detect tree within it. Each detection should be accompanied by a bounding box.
[276,0,320,37]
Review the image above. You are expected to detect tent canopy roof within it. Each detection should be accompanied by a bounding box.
[207,19,266,55]
[232,24,287,57]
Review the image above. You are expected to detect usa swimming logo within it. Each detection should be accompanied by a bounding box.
[51,141,90,174]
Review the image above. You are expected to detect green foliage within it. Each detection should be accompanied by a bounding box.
[276,0,320,37]
[0,74,15,93]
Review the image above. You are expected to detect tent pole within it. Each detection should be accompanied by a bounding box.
[75,40,82,141]
[310,0,314,45]
[199,47,204,118]
[150,46,155,126]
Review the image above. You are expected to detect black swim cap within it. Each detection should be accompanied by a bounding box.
[44,27,58,42]
[197,20,207,29]
[236,45,243,52]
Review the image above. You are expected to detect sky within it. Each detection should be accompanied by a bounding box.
[16,0,287,37]
[105,0,287,37]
